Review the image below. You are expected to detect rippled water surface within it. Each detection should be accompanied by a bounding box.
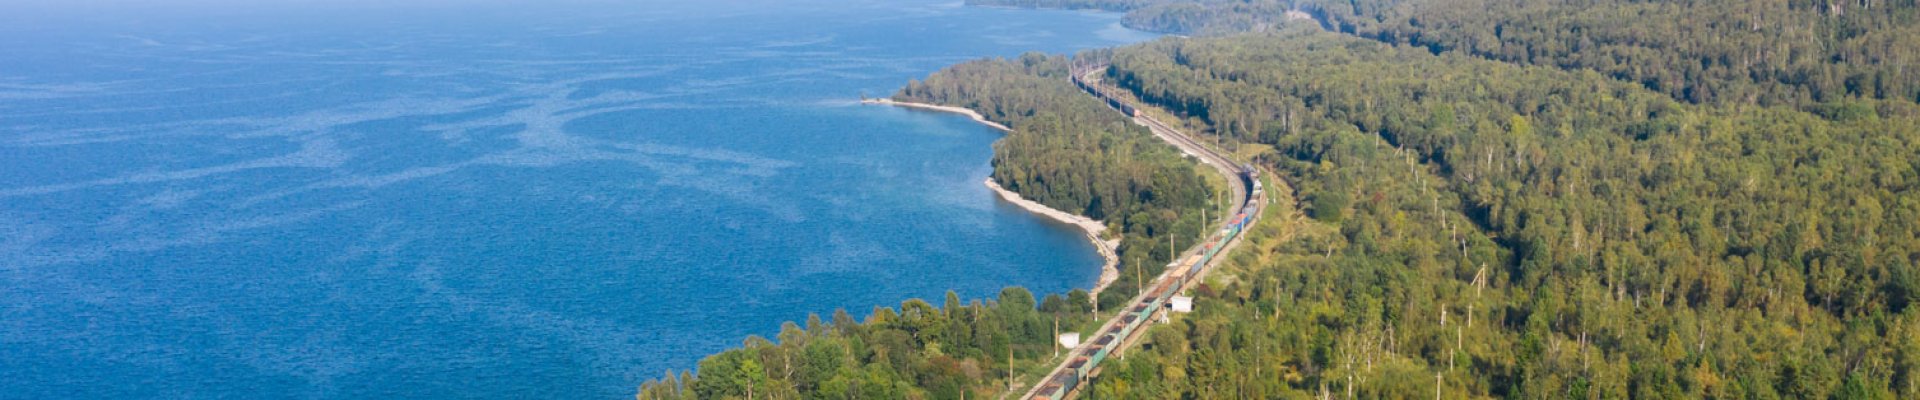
[0,1,1154,397]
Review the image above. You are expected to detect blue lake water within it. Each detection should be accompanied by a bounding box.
[0,1,1154,398]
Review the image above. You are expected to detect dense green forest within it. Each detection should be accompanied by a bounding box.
[1302,0,1920,106]
[1091,26,1919,398]
[986,0,1920,106]
[636,288,1100,399]
[647,0,1920,398]
[637,53,1220,399]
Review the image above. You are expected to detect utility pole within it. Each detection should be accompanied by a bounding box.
[1136,258,1144,295]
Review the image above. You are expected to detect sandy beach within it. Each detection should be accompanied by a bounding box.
[864,97,1122,296]
[861,98,1013,132]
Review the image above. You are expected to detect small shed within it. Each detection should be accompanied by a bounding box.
[1058,332,1082,349]
[1170,296,1194,313]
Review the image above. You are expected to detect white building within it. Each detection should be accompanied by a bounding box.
[1170,296,1194,313]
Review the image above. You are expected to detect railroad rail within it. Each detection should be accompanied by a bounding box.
[1017,63,1266,400]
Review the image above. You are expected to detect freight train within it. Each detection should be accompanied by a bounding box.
[1031,168,1263,400]
[1070,66,1140,118]
[1031,62,1265,400]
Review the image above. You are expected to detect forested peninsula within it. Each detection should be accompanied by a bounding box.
[642,1,1919,398]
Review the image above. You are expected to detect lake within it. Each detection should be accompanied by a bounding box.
[0,0,1155,398]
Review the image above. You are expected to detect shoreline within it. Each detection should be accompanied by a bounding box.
[984,179,1122,297]
[863,97,1122,296]
[861,98,1012,132]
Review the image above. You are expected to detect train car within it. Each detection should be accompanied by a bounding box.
[1145,284,1172,308]
[1079,335,1116,378]
[1034,384,1064,399]
[1076,80,1141,119]
[1117,309,1140,335]
[1186,252,1209,281]
[1181,212,1252,286]
[1114,315,1145,351]
[1034,373,1079,400]
[1111,99,1137,117]
[1082,346,1113,378]
[1134,285,1169,320]
[1118,307,1146,339]
[1065,356,1092,383]
[1139,286,1174,321]
[1203,233,1230,261]
[1165,254,1199,279]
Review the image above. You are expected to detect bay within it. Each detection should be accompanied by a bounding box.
[0,0,1155,398]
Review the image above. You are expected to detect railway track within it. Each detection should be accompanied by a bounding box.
[1015,64,1263,400]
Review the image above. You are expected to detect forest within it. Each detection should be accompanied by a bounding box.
[1091,26,1918,398]
[1305,0,1920,106]
[636,288,1100,399]
[984,0,1920,106]
[647,0,1920,398]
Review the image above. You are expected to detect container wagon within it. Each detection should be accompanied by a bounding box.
[1034,373,1077,400]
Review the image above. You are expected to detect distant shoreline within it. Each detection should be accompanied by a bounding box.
[863,97,1122,296]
